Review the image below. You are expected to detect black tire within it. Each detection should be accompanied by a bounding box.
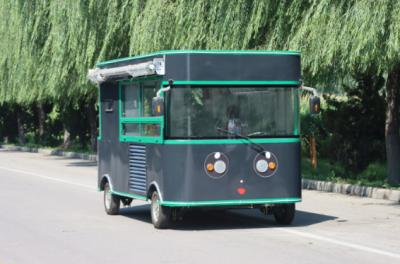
[104,182,120,215]
[273,204,295,225]
[150,191,171,229]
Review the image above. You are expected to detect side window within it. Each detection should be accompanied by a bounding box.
[119,79,163,143]
[122,82,140,117]
[142,80,159,117]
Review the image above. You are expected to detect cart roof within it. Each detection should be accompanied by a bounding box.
[93,50,301,84]
[96,50,300,68]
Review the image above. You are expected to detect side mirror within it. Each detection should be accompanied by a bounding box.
[309,96,321,114]
[152,97,164,116]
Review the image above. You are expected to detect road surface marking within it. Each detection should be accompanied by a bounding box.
[1,165,399,260]
[280,228,400,259]
[0,166,96,191]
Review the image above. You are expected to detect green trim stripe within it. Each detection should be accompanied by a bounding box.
[162,80,300,86]
[108,189,301,207]
[120,136,163,144]
[120,116,163,123]
[97,49,300,67]
[160,198,301,207]
[164,138,299,145]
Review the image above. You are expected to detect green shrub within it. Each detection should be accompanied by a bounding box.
[357,162,386,183]
[302,158,348,181]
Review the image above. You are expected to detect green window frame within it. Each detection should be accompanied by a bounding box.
[118,77,164,144]
[162,80,301,139]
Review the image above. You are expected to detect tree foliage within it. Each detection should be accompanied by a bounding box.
[0,0,399,182]
[2,0,400,104]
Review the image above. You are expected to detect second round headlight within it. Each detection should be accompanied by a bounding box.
[255,159,269,173]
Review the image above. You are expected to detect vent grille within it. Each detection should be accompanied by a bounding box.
[128,144,147,193]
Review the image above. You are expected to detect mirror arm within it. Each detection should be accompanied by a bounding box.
[156,79,173,97]
[156,86,171,97]
[301,85,319,97]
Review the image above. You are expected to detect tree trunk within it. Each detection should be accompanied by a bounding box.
[38,102,45,142]
[16,108,26,145]
[63,125,71,149]
[385,65,400,185]
[309,136,317,169]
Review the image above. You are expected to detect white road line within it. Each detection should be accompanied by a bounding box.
[0,166,96,191]
[280,228,400,259]
[2,163,399,260]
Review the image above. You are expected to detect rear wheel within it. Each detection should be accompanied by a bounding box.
[104,182,120,215]
[150,191,171,229]
[273,204,295,225]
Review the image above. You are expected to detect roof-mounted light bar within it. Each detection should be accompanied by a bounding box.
[88,58,165,84]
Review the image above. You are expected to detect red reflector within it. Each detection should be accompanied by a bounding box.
[237,187,246,195]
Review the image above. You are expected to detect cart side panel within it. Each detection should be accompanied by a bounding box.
[98,82,115,188]
[98,81,129,194]
[145,144,164,196]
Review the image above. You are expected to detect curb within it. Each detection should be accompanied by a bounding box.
[302,179,400,203]
[0,145,97,162]
[2,144,398,203]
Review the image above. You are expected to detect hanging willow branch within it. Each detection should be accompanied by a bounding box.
[0,0,400,105]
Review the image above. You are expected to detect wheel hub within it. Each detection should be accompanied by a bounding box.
[152,195,160,223]
[105,188,112,209]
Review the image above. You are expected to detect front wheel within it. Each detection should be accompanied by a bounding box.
[104,182,120,215]
[273,204,295,225]
[150,191,171,229]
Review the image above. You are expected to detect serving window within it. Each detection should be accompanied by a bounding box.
[119,78,163,143]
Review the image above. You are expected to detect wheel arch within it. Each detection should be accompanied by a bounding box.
[147,181,163,201]
[99,174,113,191]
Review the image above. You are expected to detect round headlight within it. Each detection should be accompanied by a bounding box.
[214,160,227,174]
[204,152,229,179]
[253,150,278,177]
[256,159,268,173]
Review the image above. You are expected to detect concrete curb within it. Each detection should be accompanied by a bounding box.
[1,144,398,203]
[302,179,400,203]
[0,145,97,162]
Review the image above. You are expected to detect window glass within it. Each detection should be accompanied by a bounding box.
[120,79,162,142]
[122,123,161,137]
[141,80,159,117]
[122,83,140,117]
[166,86,297,139]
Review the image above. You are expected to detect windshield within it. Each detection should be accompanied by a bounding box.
[166,86,299,139]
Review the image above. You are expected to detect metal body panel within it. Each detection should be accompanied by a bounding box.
[164,53,300,82]
[146,142,301,202]
[98,82,130,195]
[97,51,302,207]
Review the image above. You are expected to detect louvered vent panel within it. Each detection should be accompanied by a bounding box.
[128,144,147,193]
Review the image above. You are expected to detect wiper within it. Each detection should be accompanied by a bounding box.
[247,131,266,137]
[216,127,264,153]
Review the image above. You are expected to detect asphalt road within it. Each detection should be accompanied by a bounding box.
[0,149,399,264]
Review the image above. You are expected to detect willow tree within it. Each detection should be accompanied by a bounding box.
[1,0,399,180]
[272,0,400,184]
